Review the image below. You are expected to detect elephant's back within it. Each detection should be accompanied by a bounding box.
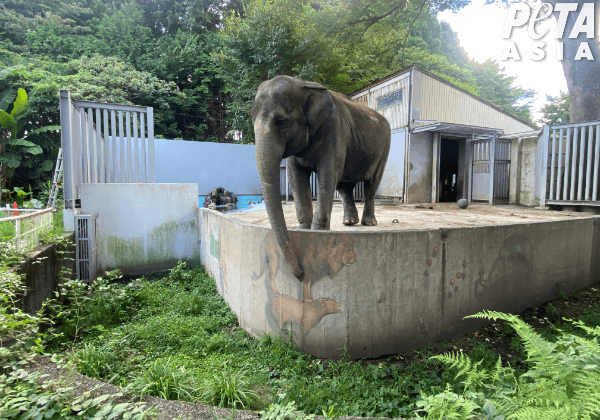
[330,91,390,131]
[328,92,391,182]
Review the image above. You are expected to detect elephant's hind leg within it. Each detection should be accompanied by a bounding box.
[361,179,378,226]
[337,182,359,225]
[362,165,387,226]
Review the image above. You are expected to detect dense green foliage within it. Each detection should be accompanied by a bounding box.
[39,262,600,419]
[0,233,153,419]
[1,0,537,189]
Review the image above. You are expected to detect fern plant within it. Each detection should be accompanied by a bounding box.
[415,310,600,420]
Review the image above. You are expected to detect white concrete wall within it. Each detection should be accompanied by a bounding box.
[81,183,199,276]
[154,140,262,196]
[509,137,541,206]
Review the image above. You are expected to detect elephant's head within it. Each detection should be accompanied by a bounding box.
[250,76,335,279]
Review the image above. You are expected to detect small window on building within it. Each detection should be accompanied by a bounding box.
[376,90,403,110]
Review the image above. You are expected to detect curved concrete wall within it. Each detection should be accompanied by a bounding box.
[199,208,600,359]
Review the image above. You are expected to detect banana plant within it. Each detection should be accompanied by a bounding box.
[0,87,60,188]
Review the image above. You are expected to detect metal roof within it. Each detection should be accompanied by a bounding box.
[411,122,504,139]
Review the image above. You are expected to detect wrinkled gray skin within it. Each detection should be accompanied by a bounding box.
[251,76,391,279]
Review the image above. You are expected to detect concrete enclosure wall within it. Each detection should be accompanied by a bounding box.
[81,183,199,276]
[200,208,600,359]
[12,234,76,314]
[154,140,261,196]
[104,137,261,197]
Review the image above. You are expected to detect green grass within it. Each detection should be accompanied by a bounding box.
[47,263,600,418]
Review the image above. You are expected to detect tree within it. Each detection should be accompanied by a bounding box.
[0,87,58,195]
[538,92,570,125]
[470,60,535,124]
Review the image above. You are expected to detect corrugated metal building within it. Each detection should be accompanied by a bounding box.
[351,65,537,204]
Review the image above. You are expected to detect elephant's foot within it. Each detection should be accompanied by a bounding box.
[343,208,359,225]
[297,223,311,229]
[311,214,330,230]
[361,215,377,226]
[343,216,359,225]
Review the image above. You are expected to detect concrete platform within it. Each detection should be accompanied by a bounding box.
[230,202,592,231]
[199,203,600,359]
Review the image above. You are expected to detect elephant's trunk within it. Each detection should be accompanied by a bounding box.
[255,136,303,279]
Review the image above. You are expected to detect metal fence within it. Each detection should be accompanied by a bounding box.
[540,120,600,207]
[0,207,53,251]
[60,90,155,210]
[280,160,365,201]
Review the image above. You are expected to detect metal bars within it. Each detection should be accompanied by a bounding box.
[59,91,156,209]
[543,120,600,205]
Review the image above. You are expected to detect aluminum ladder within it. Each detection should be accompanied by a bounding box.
[47,148,63,209]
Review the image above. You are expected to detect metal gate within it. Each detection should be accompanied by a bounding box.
[469,135,511,203]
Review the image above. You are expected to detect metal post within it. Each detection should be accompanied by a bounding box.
[488,132,497,204]
[59,90,75,209]
[147,107,155,183]
[539,125,550,208]
[286,159,289,202]
[431,133,440,203]
[15,218,20,251]
[467,134,473,202]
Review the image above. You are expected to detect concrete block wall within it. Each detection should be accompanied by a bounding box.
[510,136,540,206]
[200,208,600,359]
[81,183,200,276]
[11,234,76,314]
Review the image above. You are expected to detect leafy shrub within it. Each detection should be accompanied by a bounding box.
[74,343,115,380]
[260,401,316,420]
[202,363,257,409]
[0,255,152,419]
[128,358,195,401]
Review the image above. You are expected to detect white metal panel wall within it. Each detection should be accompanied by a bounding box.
[418,73,532,135]
[377,129,406,197]
[351,73,410,130]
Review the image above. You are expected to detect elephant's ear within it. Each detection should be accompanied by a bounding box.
[302,82,334,136]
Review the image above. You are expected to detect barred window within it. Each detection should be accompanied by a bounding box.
[376,90,403,110]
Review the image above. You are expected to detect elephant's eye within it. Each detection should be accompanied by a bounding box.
[274,117,287,126]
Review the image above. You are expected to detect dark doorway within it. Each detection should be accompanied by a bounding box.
[439,139,459,202]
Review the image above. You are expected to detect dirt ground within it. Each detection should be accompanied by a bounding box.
[228,201,596,231]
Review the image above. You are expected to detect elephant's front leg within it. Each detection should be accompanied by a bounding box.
[313,164,338,230]
[288,158,313,229]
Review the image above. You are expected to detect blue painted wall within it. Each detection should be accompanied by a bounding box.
[154,139,262,196]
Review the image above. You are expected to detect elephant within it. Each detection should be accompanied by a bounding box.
[250,75,391,279]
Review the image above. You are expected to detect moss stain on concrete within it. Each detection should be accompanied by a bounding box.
[105,220,198,269]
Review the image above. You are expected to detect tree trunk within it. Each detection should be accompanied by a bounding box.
[562,39,600,123]
[551,0,600,123]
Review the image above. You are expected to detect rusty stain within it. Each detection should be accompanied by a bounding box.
[450,278,455,286]
[432,246,439,256]
[456,271,461,278]
[427,258,433,266]
[462,260,467,268]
